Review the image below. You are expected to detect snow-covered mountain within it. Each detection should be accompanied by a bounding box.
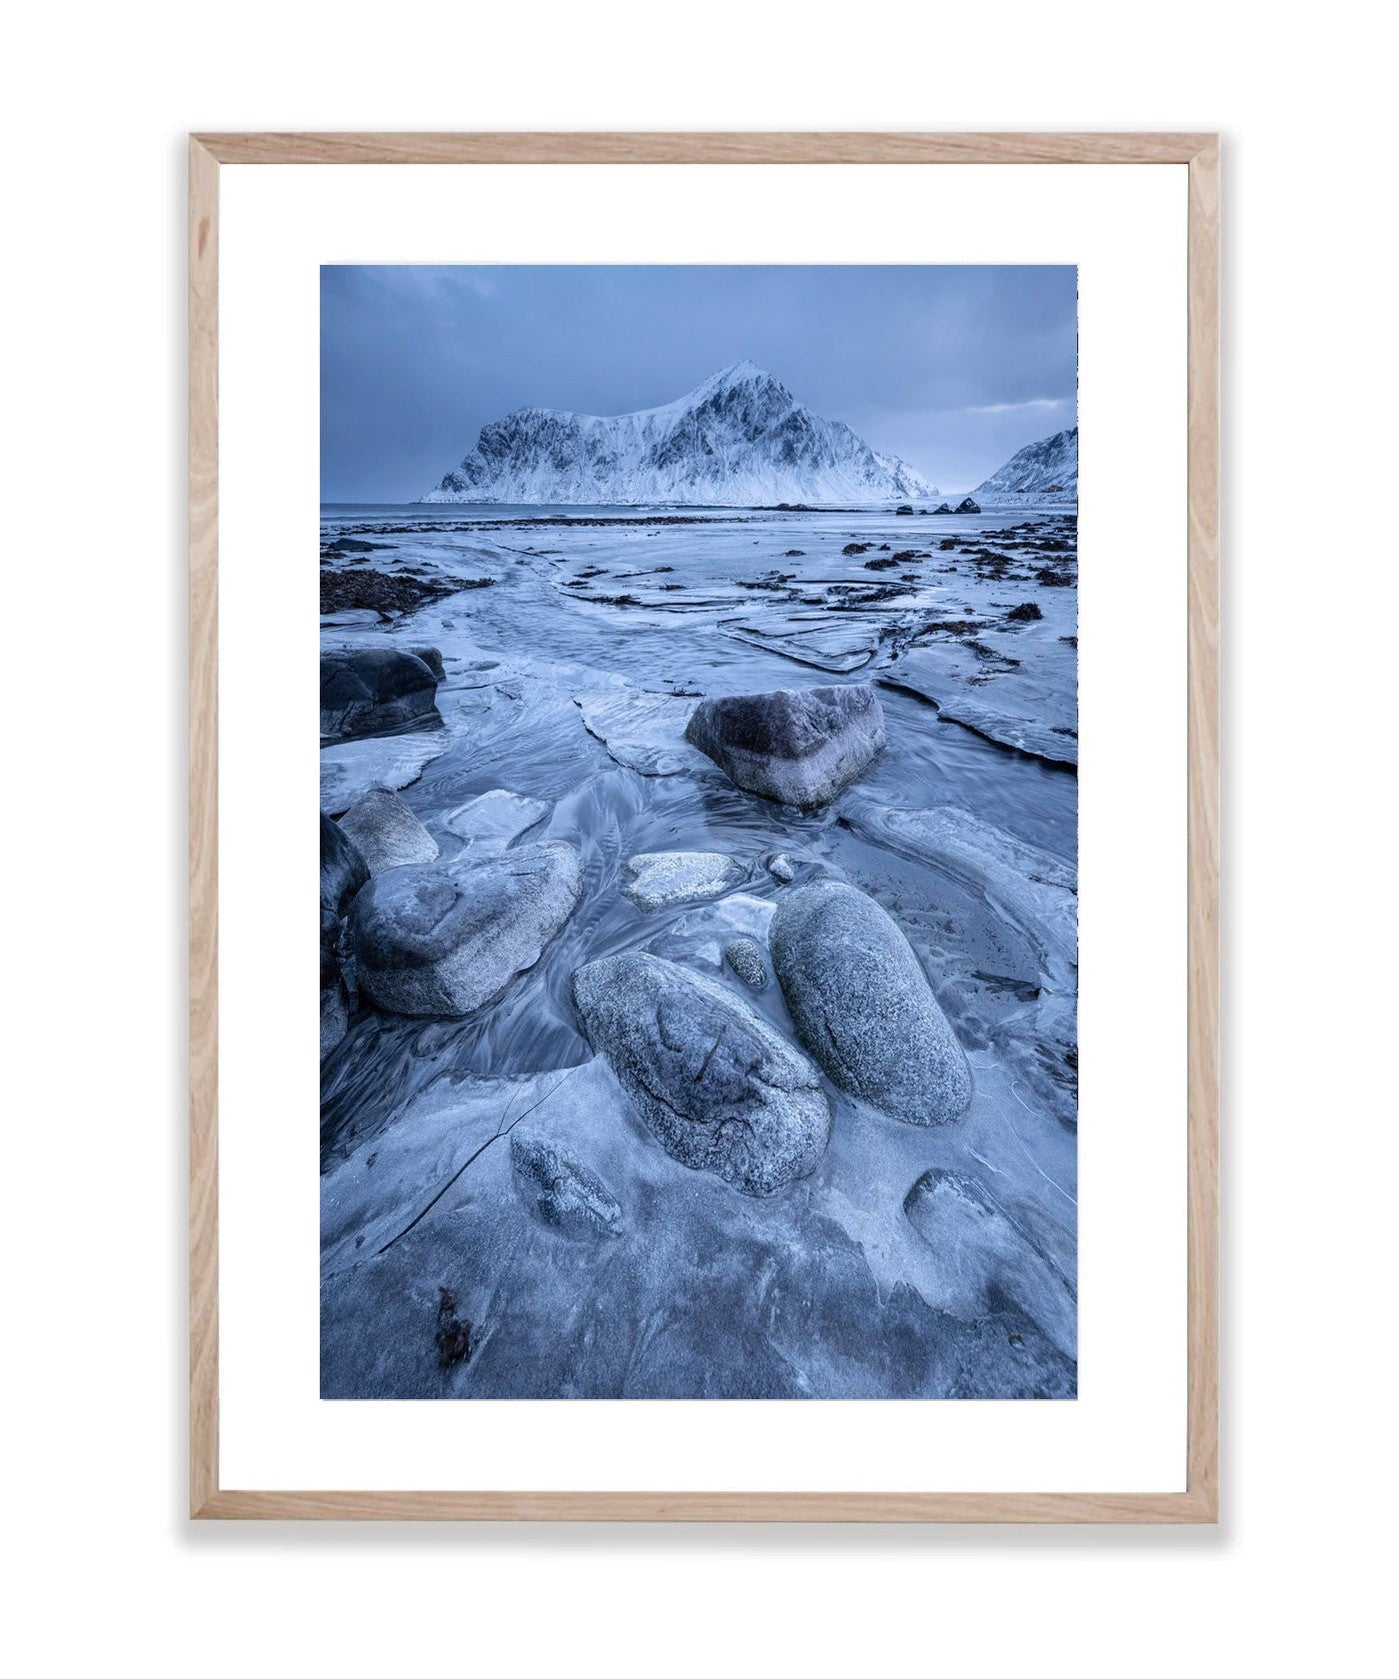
[421,362,936,505]
[974,427,1078,503]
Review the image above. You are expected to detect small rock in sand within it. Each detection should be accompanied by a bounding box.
[723,936,768,988]
[510,1129,624,1239]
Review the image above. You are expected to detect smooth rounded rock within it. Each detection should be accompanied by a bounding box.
[770,880,972,1126]
[572,951,830,1196]
[320,647,440,741]
[349,843,582,1018]
[338,787,439,875]
[723,936,768,988]
[683,684,886,808]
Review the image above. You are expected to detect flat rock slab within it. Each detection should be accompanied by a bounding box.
[572,950,831,1196]
[337,787,440,875]
[620,850,747,912]
[574,688,708,777]
[684,683,886,808]
[771,880,972,1126]
[319,734,447,817]
[440,788,550,854]
[937,697,1078,769]
[348,842,582,1018]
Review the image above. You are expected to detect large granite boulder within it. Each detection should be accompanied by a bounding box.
[770,880,972,1126]
[348,843,582,1018]
[683,684,886,808]
[337,788,439,875]
[320,647,440,741]
[571,951,830,1196]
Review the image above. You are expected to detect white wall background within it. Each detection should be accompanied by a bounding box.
[5,4,1392,1674]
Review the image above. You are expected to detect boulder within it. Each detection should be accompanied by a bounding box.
[321,813,368,921]
[571,951,830,1196]
[683,684,886,809]
[723,936,768,989]
[510,1129,624,1239]
[894,504,914,515]
[337,787,440,875]
[954,497,982,514]
[320,647,440,740]
[406,645,445,682]
[349,843,582,1018]
[620,851,746,912]
[931,503,952,514]
[770,880,972,1126]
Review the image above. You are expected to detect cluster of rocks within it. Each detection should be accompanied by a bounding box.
[319,645,584,1054]
[320,642,1072,1386]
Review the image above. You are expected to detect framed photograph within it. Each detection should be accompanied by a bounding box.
[190,131,1218,1521]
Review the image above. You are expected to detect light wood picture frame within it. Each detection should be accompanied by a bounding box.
[189,130,1219,1522]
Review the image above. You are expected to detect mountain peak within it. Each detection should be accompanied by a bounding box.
[422,365,935,506]
[974,426,1078,503]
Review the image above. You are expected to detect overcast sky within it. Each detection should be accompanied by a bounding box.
[321,265,1077,501]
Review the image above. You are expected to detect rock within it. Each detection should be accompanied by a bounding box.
[620,850,746,912]
[683,683,886,809]
[724,936,768,988]
[319,733,448,817]
[770,881,972,1126]
[954,497,981,514]
[320,982,350,1059]
[324,536,386,554]
[321,813,369,921]
[440,788,549,853]
[510,1129,624,1239]
[842,542,870,555]
[571,951,831,1196]
[320,817,368,1056]
[904,1169,1075,1358]
[337,787,439,874]
[320,647,440,741]
[894,504,914,515]
[931,503,952,514]
[349,843,582,1018]
[768,854,797,883]
[1006,601,1043,622]
[407,645,446,682]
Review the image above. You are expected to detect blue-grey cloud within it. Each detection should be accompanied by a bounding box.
[321,265,1077,501]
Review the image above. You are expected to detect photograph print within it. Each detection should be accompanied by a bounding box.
[319,264,1079,1400]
